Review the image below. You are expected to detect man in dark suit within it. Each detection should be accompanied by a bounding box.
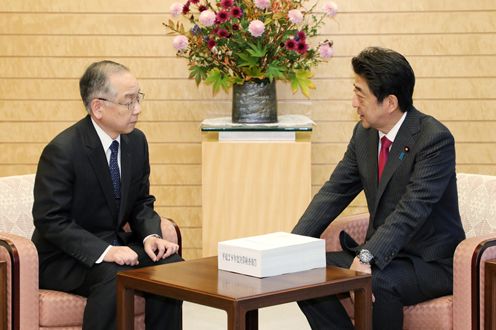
[292,47,466,329]
[32,61,183,330]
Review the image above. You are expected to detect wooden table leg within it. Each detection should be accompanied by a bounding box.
[485,261,496,330]
[245,309,258,330]
[117,279,135,330]
[353,284,373,330]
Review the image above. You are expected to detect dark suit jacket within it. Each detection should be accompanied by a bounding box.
[293,107,465,276]
[32,115,162,291]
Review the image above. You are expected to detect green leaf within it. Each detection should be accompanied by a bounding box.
[204,69,232,94]
[189,66,208,86]
[265,63,285,81]
[290,70,316,98]
[246,42,267,58]
[238,53,258,68]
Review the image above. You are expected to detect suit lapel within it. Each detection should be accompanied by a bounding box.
[374,109,420,211]
[81,116,119,220]
[118,134,132,225]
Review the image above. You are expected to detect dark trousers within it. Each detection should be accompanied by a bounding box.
[72,245,184,330]
[297,251,452,330]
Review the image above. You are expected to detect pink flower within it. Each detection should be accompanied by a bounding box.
[169,2,183,17]
[254,0,270,10]
[288,10,303,24]
[217,29,230,38]
[207,39,216,49]
[248,20,265,37]
[285,39,297,50]
[172,35,189,51]
[296,41,308,54]
[322,1,338,17]
[199,10,216,27]
[220,0,233,8]
[216,10,230,23]
[230,6,243,18]
[319,43,334,58]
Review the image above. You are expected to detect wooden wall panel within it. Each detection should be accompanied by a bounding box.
[0,0,495,259]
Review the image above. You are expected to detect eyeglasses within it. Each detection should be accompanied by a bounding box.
[97,92,145,111]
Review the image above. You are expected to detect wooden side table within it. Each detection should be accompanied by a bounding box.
[201,115,313,257]
[485,259,496,330]
[117,256,372,330]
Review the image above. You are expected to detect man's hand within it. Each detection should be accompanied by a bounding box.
[350,256,372,274]
[349,256,374,303]
[144,236,179,262]
[104,246,139,266]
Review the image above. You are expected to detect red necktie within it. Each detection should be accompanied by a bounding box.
[378,136,392,182]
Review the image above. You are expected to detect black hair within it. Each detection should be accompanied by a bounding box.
[352,47,415,112]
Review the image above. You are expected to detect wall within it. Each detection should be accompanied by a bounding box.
[0,0,495,259]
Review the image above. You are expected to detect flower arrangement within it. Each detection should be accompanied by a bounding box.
[164,0,337,97]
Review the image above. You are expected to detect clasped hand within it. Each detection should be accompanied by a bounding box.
[103,237,179,266]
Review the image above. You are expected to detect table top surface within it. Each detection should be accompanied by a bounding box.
[118,256,370,300]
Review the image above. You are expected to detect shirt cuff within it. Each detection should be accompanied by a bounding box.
[95,245,112,264]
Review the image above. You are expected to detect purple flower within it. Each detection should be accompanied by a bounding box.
[248,20,265,37]
[172,35,189,50]
[288,9,303,24]
[296,31,306,41]
[199,10,216,27]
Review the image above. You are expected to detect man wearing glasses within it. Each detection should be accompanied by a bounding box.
[32,61,183,330]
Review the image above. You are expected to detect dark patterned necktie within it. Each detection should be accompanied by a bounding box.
[378,136,392,183]
[109,140,121,199]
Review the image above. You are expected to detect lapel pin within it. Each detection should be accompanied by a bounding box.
[399,147,410,160]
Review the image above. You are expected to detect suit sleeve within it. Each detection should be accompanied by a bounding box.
[292,123,363,237]
[363,129,456,270]
[33,141,109,267]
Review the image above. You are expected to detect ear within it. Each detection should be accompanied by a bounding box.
[90,99,104,119]
[384,94,399,113]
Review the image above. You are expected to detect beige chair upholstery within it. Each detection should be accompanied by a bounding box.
[321,173,496,330]
[0,174,182,330]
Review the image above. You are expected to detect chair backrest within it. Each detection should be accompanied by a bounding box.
[457,173,496,238]
[0,174,35,238]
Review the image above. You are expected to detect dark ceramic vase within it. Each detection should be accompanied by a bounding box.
[232,79,278,123]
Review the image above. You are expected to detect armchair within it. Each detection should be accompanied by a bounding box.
[0,174,182,330]
[320,173,496,330]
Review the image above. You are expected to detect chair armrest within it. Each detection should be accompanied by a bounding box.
[160,217,182,257]
[453,235,496,330]
[320,213,369,252]
[0,232,39,330]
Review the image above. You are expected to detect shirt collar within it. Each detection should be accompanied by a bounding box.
[91,118,120,151]
[378,111,407,143]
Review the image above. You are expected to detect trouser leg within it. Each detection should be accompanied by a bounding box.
[297,251,355,330]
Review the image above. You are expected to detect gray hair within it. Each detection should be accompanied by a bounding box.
[79,60,129,113]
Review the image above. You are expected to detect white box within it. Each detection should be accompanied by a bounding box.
[218,232,326,278]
